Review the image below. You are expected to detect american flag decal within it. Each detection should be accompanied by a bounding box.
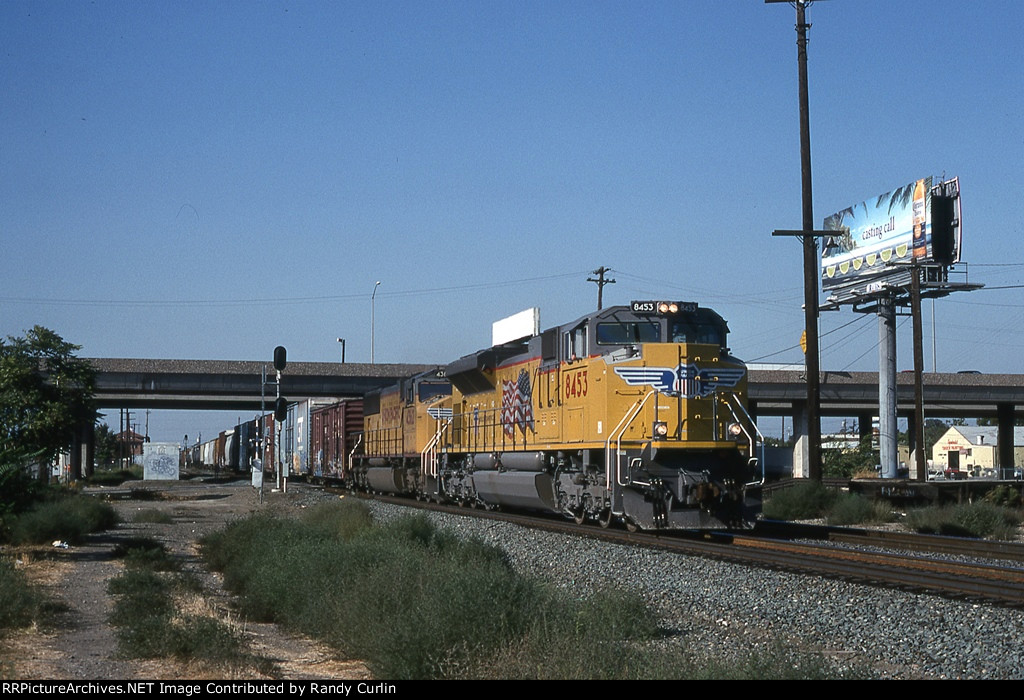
[502,369,536,439]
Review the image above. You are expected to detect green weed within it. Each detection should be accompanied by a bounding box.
[763,480,837,521]
[201,507,858,680]
[7,494,118,545]
[0,558,44,634]
[904,502,1022,539]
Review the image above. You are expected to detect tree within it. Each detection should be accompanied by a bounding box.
[0,327,97,479]
[93,423,119,467]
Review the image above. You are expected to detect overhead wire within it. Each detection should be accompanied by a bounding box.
[0,271,590,309]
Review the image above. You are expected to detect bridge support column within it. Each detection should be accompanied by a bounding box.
[791,400,809,479]
[998,403,1016,479]
[905,414,923,480]
[70,420,95,482]
[878,297,898,478]
[857,413,874,445]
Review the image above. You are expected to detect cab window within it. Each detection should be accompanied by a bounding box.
[564,323,588,360]
[418,382,451,402]
[596,322,661,345]
[669,320,724,346]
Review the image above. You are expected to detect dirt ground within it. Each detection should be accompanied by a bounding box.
[1,478,372,681]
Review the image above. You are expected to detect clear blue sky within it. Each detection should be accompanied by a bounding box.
[3,1,1021,442]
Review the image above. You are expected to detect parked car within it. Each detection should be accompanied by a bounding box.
[944,466,968,480]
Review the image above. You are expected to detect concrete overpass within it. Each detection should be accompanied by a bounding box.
[748,368,1024,474]
[87,358,437,410]
[748,369,1024,420]
[88,359,1023,420]
[79,360,1021,475]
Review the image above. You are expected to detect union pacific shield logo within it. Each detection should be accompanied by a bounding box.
[613,364,745,397]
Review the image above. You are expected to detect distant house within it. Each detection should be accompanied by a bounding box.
[931,426,1024,476]
[116,430,146,459]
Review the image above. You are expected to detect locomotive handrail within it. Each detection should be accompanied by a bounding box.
[421,417,452,479]
[605,390,656,492]
[722,392,766,486]
[346,433,363,479]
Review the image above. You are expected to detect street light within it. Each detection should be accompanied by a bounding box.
[371,281,381,364]
[336,337,346,363]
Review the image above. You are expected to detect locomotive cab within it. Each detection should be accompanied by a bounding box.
[354,368,451,496]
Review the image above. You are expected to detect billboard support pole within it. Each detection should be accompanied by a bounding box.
[910,267,927,481]
[878,296,898,479]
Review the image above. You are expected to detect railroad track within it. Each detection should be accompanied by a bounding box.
[353,489,1024,608]
[755,519,1024,563]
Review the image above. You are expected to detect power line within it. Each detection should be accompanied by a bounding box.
[0,271,589,310]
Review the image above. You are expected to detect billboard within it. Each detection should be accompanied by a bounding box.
[821,177,961,302]
[492,307,540,346]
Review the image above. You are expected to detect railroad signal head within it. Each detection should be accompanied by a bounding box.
[273,346,287,371]
[274,397,288,422]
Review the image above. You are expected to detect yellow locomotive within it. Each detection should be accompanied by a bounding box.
[353,368,451,495]
[354,301,762,530]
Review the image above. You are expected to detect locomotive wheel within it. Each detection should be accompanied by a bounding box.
[625,519,641,533]
[573,507,586,525]
[597,508,612,529]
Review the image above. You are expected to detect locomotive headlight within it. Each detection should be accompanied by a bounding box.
[657,302,679,314]
[727,422,744,438]
[653,421,669,440]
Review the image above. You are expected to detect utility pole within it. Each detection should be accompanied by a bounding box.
[768,0,822,480]
[587,267,616,310]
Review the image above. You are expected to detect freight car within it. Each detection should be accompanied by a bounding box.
[310,399,364,480]
[181,413,277,474]
[352,301,763,530]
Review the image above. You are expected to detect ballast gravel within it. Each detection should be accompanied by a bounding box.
[361,499,1024,680]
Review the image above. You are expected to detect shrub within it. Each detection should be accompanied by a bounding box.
[112,537,179,571]
[299,498,374,540]
[904,502,1022,540]
[0,559,43,633]
[202,507,866,680]
[86,468,139,487]
[826,493,898,526]
[822,438,877,479]
[205,511,667,680]
[763,481,837,521]
[7,494,118,545]
[108,557,244,664]
[0,461,44,521]
[982,485,1022,509]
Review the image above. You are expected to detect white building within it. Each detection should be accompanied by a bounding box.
[931,425,1024,477]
